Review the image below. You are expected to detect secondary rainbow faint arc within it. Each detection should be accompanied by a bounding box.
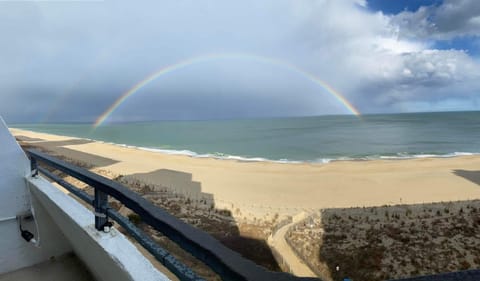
[93,53,360,128]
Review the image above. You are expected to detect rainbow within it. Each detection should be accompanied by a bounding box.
[93,53,360,128]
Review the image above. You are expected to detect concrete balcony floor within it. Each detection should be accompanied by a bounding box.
[0,253,94,281]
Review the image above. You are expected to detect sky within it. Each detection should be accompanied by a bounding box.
[1,0,479,123]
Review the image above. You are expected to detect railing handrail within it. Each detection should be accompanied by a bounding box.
[27,149,319,281]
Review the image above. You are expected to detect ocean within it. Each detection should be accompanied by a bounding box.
[12,111,480,163]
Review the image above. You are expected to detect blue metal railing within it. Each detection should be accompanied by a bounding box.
[27,149,319,281]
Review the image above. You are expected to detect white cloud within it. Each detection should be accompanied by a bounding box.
[390,50,478,86]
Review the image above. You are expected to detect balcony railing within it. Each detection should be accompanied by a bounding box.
[27,149,319,281]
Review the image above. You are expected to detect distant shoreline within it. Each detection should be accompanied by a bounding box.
[10,127,480,219]
[9,126,480,165]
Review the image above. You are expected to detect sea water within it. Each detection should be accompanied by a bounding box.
[12,111,480,163]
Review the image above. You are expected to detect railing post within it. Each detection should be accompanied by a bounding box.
[30,157,38,177]
[94,189,108,231]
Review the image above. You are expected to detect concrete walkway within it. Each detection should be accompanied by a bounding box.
[268,212,317,278]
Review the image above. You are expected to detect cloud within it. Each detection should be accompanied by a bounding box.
[381,49,478,87]
[0,0,479,123]
[285,1,480,111]
[392,0,480,40]
[356,48,480,113]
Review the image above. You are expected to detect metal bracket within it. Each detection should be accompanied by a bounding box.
[93,211,107,218]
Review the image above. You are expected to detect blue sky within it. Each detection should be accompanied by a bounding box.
[434,36,480,56]
[368,0,443,14]
[0,0,479,123]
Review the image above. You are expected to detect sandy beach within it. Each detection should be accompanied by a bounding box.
[10,128,480,219]
[11,127,480,280]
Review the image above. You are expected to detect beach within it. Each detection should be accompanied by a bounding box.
[10,128,480,220]
[11,127,480,280]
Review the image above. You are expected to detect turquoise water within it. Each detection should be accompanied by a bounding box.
[11,111,480,163]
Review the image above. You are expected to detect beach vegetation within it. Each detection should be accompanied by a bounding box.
[127,213,142,225]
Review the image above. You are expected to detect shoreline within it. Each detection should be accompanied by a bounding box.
[10,127,480,219]
[9,127,480,165]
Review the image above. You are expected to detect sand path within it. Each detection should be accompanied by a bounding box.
[268,212,317,277]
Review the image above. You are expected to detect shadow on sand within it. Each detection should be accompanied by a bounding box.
[126,169,213,202]
[18,138,119,168]
[123,169,281,274]
[15,135,45,142]
[453,170,480,186]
